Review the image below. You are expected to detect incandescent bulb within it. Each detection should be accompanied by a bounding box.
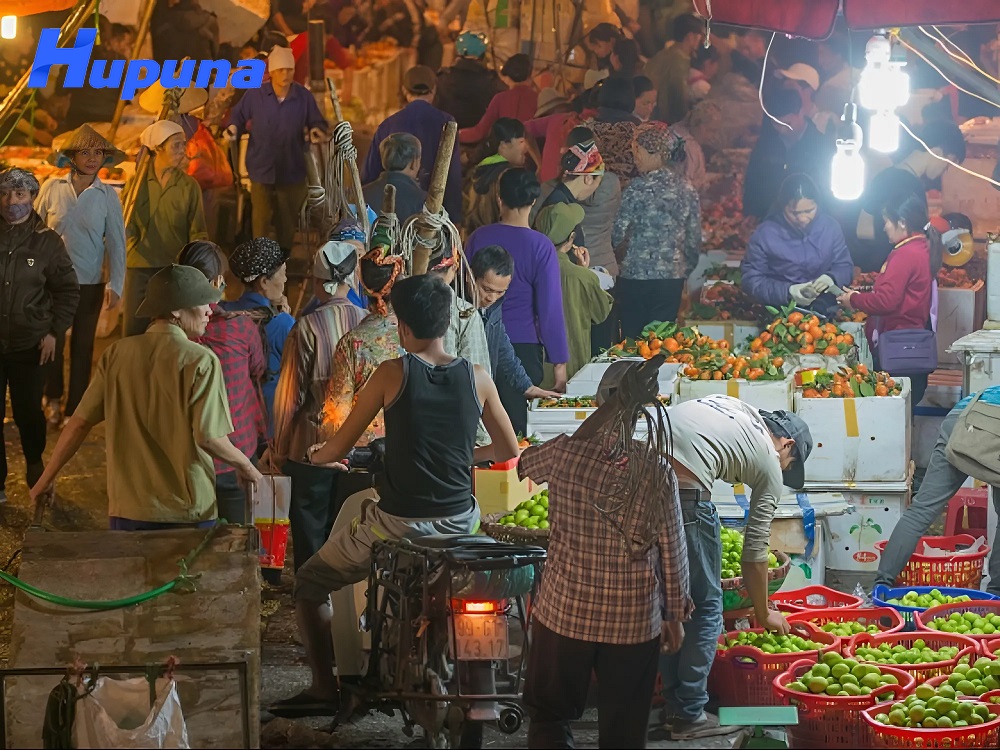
[0,16,15,40]
[869,111,901,154]
[831,140,865,201]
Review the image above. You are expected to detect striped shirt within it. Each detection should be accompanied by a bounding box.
[519,434,694,644]
[272,296,367,464]
[196,306,266,474]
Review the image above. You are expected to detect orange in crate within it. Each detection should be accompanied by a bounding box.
[874,534,989,589]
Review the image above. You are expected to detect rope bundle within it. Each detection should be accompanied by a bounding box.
[301,121,363,238]
[399,205,477,306]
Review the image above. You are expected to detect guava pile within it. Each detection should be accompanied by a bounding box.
[498,490,549,530]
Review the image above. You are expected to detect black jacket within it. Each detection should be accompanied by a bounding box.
[433,58,505,129]
[363,171,427,227]
[0,213,80,353]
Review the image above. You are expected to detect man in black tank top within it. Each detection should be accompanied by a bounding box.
[271,275,521,716]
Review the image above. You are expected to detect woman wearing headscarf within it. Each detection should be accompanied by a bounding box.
[179,241,266,524]
[587,76,642,187]
[267,234,366,568]
[124,119,209,336]
[222,237,296,441]
[36,125,127,427]
[613,122,701,337]
[0,168,80,502]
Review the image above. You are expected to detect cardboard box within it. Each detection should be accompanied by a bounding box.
[794,380,912,483]
[678,375,794,412]
[473,457,544,517]
[938,281,986,367]
[819,481,911,572]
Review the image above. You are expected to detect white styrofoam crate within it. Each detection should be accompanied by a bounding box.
[566,360,680,397]
[938,282,986,367]
[950,328,1000,393]
[793,380,912,483]
[691,320,761,348]
[677,375,794,413]
[819,481,911,572]
[527,400,597,440]
[988,241,1000,321]
[840,321,874,370]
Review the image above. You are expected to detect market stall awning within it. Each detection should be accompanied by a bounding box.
[0,0,77,13]
[692,0,1000,40]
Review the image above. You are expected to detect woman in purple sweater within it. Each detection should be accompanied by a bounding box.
[466,168,569,434]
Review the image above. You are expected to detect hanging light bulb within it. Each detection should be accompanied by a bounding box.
[858,32,910,112]
[869,110,901,154]
[831,104,865,201]
[0,16,15,40]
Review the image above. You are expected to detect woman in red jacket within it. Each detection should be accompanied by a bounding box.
[837,190,941,407]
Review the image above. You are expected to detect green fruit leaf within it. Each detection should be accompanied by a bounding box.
[850,379,863,398]
[860,382,875,398]
[766,306,780,315]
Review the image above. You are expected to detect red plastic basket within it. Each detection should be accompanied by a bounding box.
[862,701,1000,748]
[770,585,865,613]
[986,638,1000,658]
[773,659,915,748]
[916,601,1000,646]
[845,632,980,682]
[709,624,839,707]
[874,535,989,589]
[787,607,906,651]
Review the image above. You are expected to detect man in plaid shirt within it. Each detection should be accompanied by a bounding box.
[518,357,693,748]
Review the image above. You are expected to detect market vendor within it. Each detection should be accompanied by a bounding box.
[874,387,1000,597]
[36,125,127,428]
[124,120,209,337]
[740,173,853,311]
[29,265,263,530]
[640,389,814,741]
[433,31,505,130]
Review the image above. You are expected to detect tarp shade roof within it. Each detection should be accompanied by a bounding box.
[0,1,77,14]
[692,0,1000,40]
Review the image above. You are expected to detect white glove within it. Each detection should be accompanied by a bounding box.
[811,274,836,294]
[789,283,819,306]
[591,267,615,291]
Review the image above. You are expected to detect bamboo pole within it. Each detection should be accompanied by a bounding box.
[412,120,457,276]
[108,0,160,141]
[324,76,369,240]
[0,0,98,127]
[382,183,396,217]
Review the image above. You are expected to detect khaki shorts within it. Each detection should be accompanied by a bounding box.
[294,498,480,603]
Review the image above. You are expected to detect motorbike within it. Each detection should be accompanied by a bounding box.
[330,445,547,748]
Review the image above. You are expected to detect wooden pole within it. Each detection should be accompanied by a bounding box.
[325,76,369,240]
[382,183,396,217]
[108,0,160,141]
[0,0,98,127]
[412,120,457,276]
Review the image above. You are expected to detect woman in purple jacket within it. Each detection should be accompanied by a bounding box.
[740,174,854,313]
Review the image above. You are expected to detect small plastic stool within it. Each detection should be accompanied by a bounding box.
[944,487,990,539]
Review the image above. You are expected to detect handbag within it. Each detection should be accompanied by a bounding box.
[873,282,938,375]
[945,390,1000,486]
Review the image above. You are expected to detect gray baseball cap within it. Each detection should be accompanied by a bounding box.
[759,409,814,489]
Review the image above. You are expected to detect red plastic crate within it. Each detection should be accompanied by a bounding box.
[986,638,1000,658]
[926,674,1000,700]
[845,632,980,682]
[862,701,1000,748]
[874,535,989,589]
[916,601,1000,647]
[773,659,915,748]
[787,607,906,651]
[709,625,839,707]
[770,585,865,613]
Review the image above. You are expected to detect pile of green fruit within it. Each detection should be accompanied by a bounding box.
[816,620,882,638]
[872,684,997,729]
[886,589,972,609]
[497,490,549,530]
[785,651,901,698]
[938,658,1000,696]
[852,638,961,665]
[718,630,825,654]
[719,526,780,579]
[923,610,1000,636]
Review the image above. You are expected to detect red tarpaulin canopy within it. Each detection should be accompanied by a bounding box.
[691,0,1000,40]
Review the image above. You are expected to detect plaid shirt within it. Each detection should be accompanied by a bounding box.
[519,435,693,644]
[196,306,266,474]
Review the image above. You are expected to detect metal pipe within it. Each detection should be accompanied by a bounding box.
[0,0,99,127]
[108,0,161,141]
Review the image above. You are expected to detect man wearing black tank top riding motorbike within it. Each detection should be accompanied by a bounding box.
[272,274,521,715]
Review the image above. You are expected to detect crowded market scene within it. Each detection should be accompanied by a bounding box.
[1,0,1000,747]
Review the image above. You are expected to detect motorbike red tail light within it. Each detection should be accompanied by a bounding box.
[451,599,503,614]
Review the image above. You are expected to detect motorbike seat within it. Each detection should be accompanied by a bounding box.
[408,533,498,549]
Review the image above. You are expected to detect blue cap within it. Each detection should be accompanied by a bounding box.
[456,31,488,59]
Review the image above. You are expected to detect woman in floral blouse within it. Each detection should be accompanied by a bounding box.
[586,76,642,187]
[612,122,702,338]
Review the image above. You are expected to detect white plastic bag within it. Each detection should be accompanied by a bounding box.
[72,677,190,749]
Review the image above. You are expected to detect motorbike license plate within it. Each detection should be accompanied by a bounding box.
[453,614,509,661]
